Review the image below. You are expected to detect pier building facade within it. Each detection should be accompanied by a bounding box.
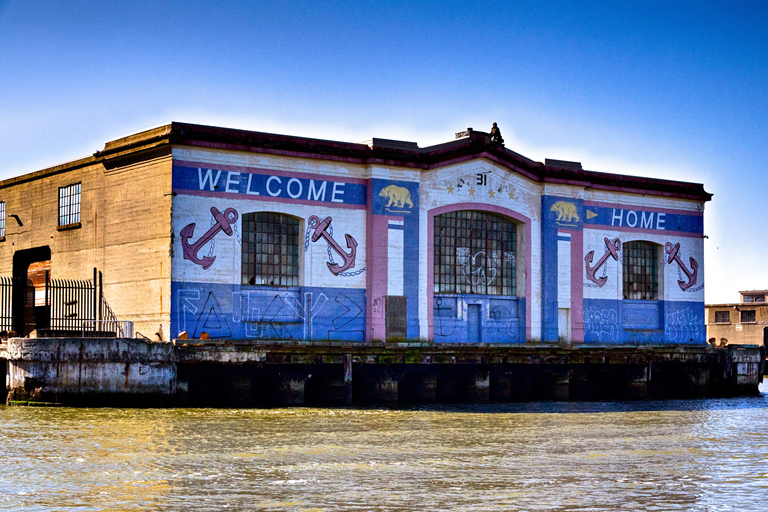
[0,123,711,344]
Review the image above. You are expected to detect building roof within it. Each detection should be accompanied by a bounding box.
[739,290,768,295]
[1,122,714,201]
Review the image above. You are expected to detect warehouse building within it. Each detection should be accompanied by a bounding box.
[0,123,711,344]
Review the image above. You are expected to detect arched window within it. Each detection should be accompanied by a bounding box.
[433,210,517,295]
[241,212,300,286]
[622,240,659,300]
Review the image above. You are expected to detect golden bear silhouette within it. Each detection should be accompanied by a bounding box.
[379,184,414,209]
[551,201,579,222]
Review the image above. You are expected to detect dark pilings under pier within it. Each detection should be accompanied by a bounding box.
[3,339,766,407]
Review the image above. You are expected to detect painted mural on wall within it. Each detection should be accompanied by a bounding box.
[175,165,367,206]
[306,215,361,276]
[665,242,698,291]
[180,206,239,269]
[584,237,621,287]
[171,163,368,342]
[550,200,580,224]
[379,184,414,213]
[583,204,703,234]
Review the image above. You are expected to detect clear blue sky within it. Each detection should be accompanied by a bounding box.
[1,1,766,303]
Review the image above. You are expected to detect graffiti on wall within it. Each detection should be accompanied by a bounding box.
[433,297,457,337]
[305,215,364,276]
[176,285,365,342]
[665,242,699,291]
[456,248,500,286]
[665,307,703,343]
[584,237,621,287]
[488,304,518,341]
[583,306,619,342]
[180,206,239,269]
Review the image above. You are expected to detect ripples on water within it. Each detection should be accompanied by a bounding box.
[2,381,768,511]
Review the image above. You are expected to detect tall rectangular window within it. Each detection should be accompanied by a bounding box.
[622,240,659,300]
[0,201,5,237]
[241,212,300,286]
[58,183,81,226]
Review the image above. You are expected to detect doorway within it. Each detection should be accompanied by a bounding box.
[12,246,51,336]
[467,304,482,343]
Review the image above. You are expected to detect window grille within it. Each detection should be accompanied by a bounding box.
[433,210,517,295]
[714,311,730,324]
[622,240,659,300]
[241,212,300,287]
[740,310,756,323]
[0,201,5,237]
[58,183,81,226]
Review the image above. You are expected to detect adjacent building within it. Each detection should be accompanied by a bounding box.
[0,123,711,344]
[706,290,768,347]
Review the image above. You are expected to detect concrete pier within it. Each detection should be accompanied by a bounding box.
[2,338,765,407]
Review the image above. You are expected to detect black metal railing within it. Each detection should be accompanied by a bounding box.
[48,269,124,337]
[0,276,15,332]
[0,268,126,338]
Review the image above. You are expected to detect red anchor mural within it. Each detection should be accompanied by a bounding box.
[308,215,357,275]
[180,207,239,269]
[665,242,698,291]
[585,237,621,287]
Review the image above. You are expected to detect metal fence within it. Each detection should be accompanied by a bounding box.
[0,268,127,338]
[49,269,123,336]
[0,276,14,332]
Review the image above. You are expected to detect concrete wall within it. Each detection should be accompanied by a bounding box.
[0,153,173,338]
[5,338,175,404]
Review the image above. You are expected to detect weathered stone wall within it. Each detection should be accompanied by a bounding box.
[5,338,175,405]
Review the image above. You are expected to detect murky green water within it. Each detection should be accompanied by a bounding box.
[2,382,768,511]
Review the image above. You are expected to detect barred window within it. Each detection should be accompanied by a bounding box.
[714,311,730,324]
[622,240,659,300]
[241,212,300,287]
[58,183,81,226]
[741,310,756,323]
[0,201,5,237]
[433,210,517,295]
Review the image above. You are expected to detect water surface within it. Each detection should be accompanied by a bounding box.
[2,382,767,511]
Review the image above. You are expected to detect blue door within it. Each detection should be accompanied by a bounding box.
[467,304,481,343]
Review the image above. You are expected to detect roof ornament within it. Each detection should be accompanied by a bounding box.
[490,122,504,146]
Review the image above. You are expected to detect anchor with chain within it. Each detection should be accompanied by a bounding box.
[305,215,366,277]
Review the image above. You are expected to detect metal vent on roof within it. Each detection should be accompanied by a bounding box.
[545,158,582,170]
[361,138,419,151]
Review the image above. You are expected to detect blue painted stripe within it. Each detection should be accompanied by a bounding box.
[388,224,405,230]
[173,165,367,206]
